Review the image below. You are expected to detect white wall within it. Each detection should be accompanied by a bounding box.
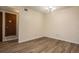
[19,7,44,43]
[45,7,79,44]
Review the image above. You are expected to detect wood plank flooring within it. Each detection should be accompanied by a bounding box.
[0,37,79,53]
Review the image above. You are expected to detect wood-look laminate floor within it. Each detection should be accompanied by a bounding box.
[0,37,79,53]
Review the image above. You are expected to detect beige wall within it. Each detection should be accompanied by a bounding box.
[45,7,79,44]
[19,7,44,43]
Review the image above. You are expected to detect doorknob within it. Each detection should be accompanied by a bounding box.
[8,20,12,23]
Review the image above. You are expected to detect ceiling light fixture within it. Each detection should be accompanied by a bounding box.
[45,6,56,12]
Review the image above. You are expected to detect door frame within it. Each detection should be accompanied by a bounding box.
[0,10,19,42]
[0,12,2,41]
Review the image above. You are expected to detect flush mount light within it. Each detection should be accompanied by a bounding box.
[45,6,56,12]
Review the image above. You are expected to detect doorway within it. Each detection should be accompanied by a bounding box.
[5,13,16,36]
[0,11,18,42]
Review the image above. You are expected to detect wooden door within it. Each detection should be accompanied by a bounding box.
[0,12,2,41]
[5,13,16,36]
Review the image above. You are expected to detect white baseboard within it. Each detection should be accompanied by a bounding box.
[3,36,18,42]
[45,35,79,44]
[19,36,43,43]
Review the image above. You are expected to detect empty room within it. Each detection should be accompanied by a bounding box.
[0,6,79,53]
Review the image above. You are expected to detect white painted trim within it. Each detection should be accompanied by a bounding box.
[3,35,18,41]
[2,11,5,42]
[45,34,79,44]
[0,10,17,14]
[19,36,43,43]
